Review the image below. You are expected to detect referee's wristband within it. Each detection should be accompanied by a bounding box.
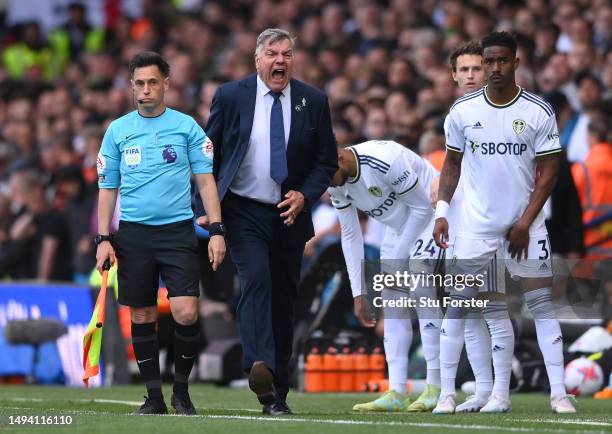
[434,200,450,220]
[208,222,226,237]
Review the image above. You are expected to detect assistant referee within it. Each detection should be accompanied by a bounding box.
[95,51,225,415]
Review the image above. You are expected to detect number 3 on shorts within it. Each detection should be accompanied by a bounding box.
[537,238,549,260]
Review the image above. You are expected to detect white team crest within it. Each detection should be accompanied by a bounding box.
[124,146,141,169]
[203,137,214,159]
[513,119,526,134]
[368,186,382,197]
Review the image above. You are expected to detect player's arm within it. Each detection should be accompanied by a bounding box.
[433,112,464,248]
[96,124,120,273]
[507,153,559,260]
[388,157,433,260]
[437,150,463,204]
[519,154,560,228]
[189,122,226,271]
[331,191,375,327]
[194,173,226,271]
[97,189,118,272]
[507,113,561,260]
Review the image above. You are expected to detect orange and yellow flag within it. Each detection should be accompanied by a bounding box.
[82,264,109,387]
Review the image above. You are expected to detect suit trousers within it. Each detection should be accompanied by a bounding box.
[222,192,304,402]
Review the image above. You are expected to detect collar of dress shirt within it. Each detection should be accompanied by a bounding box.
[256,74,290,99]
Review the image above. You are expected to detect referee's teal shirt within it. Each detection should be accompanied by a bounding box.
[97,108,213,225]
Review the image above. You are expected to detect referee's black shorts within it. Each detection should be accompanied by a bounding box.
[114,219,200,307]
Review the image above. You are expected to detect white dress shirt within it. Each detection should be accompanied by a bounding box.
[230,75,291,204]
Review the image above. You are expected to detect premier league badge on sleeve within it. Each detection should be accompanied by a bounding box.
[162,145,177,163]
[125,146,141,169]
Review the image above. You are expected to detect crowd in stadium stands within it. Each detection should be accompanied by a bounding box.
[0,1,609,299]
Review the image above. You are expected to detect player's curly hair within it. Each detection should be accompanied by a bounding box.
[449,41,483,72]
[481,31,517,55]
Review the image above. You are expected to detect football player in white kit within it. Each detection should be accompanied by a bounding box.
[433,41,506,413]
[329,141,444,412]
[432,32,576,414]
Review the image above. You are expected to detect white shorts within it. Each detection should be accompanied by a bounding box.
[379,221,444,276]
[449,223,553,281]
[445,237,506,294]
[409,219,444,274]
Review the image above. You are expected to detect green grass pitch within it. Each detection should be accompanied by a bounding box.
[0,385,611,434]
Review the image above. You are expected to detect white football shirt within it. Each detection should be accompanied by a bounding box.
[328,140,436,296]
[329,140,437,230]
[444,86,561,238]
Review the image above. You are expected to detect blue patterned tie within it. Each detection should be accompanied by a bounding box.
[269,91,288,184]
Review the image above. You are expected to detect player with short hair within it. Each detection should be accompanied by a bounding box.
[432,32,576,414]
[330,140,443,412]
[445,40,504,413]
[449,41,485,94]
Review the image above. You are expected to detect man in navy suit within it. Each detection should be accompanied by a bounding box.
[204,28,337,415]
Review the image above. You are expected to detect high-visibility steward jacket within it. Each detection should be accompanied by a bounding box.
[426,149,445,172]
[3,43,55,80]
[571,143,612,259]
[49,26,105,71]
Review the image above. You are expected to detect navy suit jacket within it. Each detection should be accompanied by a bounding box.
[205,74,338,242]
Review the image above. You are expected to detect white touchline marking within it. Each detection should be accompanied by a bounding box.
[515,418,612,427]
[8,398,45,402]
[3,397,610,433]
[200,415,605,433]
[2,398,261,413]
[84,399,143,406]
[87,399,261,413]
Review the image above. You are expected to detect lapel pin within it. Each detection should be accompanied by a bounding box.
[295,105,302,112]
[302,97,306,107]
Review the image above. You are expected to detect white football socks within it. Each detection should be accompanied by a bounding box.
[465,308,493,400]
[525,287,566,397]
[439,286,477,397]
[482,300,514,400]
[414,285,442,387]
[382,288,412,394]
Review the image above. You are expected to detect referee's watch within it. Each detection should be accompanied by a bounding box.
[94,234,114,246]
[208,222,226,238]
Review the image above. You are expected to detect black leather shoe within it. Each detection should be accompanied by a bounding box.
[262,402,293,416]
[133,396,168,415]
[171,392,197,415]
[248,361,275,405]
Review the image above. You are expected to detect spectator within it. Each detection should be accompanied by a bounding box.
[541,93,585,259]
[0,170,35,279]
[3,21,55,81]
[364,108,389,140]
[553,1,580,53]
[49,1,105,68]
[24,170,73,280]
[571,105,612,259]
[54,164,96,282]
[568,42,596,76]
[533,23,559,64]
[567,72,604,162]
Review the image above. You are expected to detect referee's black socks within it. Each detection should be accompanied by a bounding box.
[131,322,163,400]
[173,321,200,397]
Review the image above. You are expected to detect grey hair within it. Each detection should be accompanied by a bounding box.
[254,28,296,56]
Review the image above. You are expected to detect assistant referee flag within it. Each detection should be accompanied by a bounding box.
[82,260,111,386]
